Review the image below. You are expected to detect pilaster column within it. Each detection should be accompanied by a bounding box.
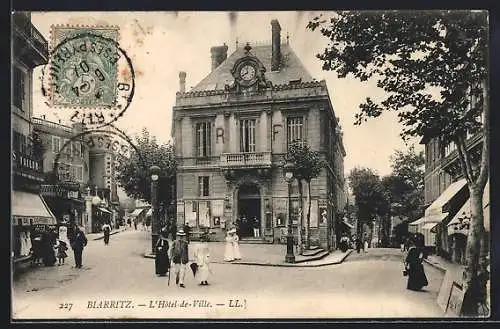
[84,196,93,234]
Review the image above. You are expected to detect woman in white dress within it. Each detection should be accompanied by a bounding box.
[231,228,242,260]
[224,231,235,262]
[194,243,211,285]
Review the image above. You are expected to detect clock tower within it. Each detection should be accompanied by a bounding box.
[228,43,271,92]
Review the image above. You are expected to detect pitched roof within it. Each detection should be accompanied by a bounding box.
[192,44,314,92]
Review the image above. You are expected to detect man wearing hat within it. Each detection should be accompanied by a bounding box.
[171,229,189,288]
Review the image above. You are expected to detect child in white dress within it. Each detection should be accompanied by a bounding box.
[194,243,211,285]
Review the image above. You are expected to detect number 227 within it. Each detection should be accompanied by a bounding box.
[59,303,73,311]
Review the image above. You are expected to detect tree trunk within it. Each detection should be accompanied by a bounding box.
[305,180,312,249]
[297,179,304,255]
[461,185,488,316]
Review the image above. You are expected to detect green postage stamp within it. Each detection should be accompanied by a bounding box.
[49,26,120,108]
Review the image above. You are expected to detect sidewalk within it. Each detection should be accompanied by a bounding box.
[87,226,128,241]
[144,241,353,267]
[425,254,490,316]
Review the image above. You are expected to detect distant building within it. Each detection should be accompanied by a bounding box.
[33,117,89,228]
[172,20,346,250]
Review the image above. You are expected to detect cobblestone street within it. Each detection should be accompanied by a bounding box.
[12,230,447,319]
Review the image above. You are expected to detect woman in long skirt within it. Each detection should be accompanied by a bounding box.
[155,231,170,276]
[232,228,242,260]
[194,243,211,285]
[404,240,429,291]
[224,231,235,262]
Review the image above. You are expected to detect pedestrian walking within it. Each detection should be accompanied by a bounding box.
[252,216,260,238]
[224,230,235,262]
[232,228,242,260]
[183,222,191,244]
[54,239,68,265]
[133,218,138,230]
[70,226,87,268]
[102,222,111,245]
[127,218,132,228]
[194,242,211,285]
[171,229,189,288]
[155,228,170,277]
[404,239,428,291]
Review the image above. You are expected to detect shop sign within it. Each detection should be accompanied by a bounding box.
[68,191,79,199]
[32,217,51,225]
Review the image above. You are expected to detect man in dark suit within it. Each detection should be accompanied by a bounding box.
[71,226,87,268]
[171,229,189,288]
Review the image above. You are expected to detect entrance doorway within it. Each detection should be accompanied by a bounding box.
[237,184,261,238]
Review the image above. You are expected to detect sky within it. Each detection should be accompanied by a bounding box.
[31,11,422,179]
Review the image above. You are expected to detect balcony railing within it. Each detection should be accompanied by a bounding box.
[220,151,272,168]
[33,117,73,133]
[13,13,49,65]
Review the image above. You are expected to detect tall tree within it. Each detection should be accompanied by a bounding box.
[383,146,425,222]
[285,141,325,251]
[115,128,177,208]
[308,10,489,315]
[348,167,387,234]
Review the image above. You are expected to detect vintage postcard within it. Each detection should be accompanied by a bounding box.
[11,11,491,320]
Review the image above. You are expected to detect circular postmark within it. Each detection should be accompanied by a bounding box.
[51,124,146,186]
[41,26,135,129]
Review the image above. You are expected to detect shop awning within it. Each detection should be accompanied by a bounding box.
[98,207,112,214]
[409,217,425,226]
[425,178,467,218]
[422,222,439,230]
[12,191,57,225]
[130,208,146,217]
[447,181,490,234]
[146,208,153,217]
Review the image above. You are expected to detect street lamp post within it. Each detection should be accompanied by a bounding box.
[150,165,161,255]
[283,162,296,263]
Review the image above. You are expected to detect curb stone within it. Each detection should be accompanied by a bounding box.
[423,258,447,273]
[142,249,354,268]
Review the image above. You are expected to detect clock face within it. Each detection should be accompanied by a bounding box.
[239,65,256,81]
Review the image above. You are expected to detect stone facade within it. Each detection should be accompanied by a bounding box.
[172,20,346,250]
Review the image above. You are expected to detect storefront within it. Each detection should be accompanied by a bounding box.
[91,205,112,233]
[423,178,468,257]
[12,191,57,259]
[446,180,490,265]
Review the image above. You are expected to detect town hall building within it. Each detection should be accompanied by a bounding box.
[172,20,346,250]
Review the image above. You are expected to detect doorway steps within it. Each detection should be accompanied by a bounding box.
[294,247,330,263]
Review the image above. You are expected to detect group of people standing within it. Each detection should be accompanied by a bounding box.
[30,224,88,269]
[154,227,211,288]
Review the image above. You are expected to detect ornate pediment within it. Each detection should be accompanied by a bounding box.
[223,167,273,186]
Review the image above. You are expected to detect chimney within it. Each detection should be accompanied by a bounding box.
[271,19,281,71]
[210,43,229,71]
[179,71,186,93]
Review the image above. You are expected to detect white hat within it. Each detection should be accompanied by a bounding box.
[177,229,186,236]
